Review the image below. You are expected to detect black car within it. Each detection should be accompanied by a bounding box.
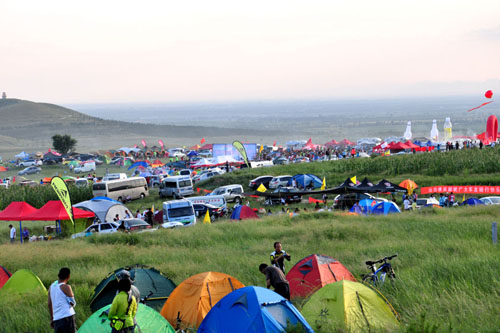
[333,193,386,210]
[116,219,153,231]
[266,187,302,205]
[248,175,274,190]
[193,203,225,219]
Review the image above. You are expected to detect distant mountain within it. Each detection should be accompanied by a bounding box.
[0,99,275,155]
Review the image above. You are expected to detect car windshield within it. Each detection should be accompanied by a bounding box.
[168,206,194,218]
[212,189,225,195]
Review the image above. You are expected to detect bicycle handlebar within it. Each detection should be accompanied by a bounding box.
[365,254,398,266]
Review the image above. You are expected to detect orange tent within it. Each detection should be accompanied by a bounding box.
[160,272,244,329]
[286,254,356,299]
[399,179,418,195]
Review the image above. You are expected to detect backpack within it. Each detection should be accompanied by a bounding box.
[109,295,133,331]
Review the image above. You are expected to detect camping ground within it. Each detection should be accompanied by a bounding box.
[0,151,500,332]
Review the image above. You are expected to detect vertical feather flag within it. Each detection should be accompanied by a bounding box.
[158,139,165,150]
[200,138,206,144]
[203,210,211,224]
[141,139,147,148]
[50,177,74,227]
[259,145,264,154]
[232,140,250,168]
[321,177,326,190]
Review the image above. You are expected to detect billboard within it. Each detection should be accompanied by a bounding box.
[212,143,257,161]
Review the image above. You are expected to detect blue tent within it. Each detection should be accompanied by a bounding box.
[349,199,378,214]
[288,174,322,189]
[187,151,199,157]
[128,161,149,170]
[371,201,401,215]
[461,198,485,206]
[198,286,314,333]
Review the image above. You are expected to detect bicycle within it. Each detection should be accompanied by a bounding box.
[361,254,397,286]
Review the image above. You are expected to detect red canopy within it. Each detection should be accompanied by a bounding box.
[23,201,95,221]
[404,141,419,149]
[340,139,355,146]
[0,202,38,221]
[199,144,213,150]
[324,139,339,147]
[302,138,320,150]
[388,142,409,150]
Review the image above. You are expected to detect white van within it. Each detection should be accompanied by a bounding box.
[159,176,194,199]
[102,173,127,182]
[163,199,196,226]
[74,161,96,173]
[186,195,227,209]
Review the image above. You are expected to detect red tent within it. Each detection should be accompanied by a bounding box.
[339,139,355,146]
[0,265,11,289]
[0,202,39,244]
[324,139,339,147]
[23,201,95,221]
[302,138,320,150]
[286,254,356,299]
[404,141,419,149]
[388,142,409,150]
[199,144,213,150]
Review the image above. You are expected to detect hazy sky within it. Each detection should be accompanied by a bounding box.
[2,0,500,103]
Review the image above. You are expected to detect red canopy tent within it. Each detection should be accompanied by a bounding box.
[199,144,213,150]
[324,139,339,147]
[388,142,409,150]
[404,141,419,149]
[23,201,95,221]
[339,139,355,146]
[302,138,320,150]
[0,202,38,244]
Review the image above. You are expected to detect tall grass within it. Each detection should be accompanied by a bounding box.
[0,206,498,332]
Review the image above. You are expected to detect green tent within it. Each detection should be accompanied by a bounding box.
[301,280,399,332]
[78,303,175,332]
[90,264,176,313]
[0,269,47,295]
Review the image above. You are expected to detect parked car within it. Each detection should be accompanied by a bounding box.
[19,159,42,167]
[209,184,244,203]
[415,197,440,209]
[269,175,293,189]
[193,203,225,220]
[248,175,274,190]
[192,170,221,183]
[333,193,388,210]
[116,219,153,232]
[272,157,289,165]
[18,166,41,175]
[479,196,500,205]
[265,187,303,205]
[71,222,119,238]
[293,157,310,163]
[74,161,96,173]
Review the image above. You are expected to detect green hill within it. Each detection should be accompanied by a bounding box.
[0,99,276,156]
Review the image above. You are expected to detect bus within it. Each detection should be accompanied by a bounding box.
[92,177,149,202]
[159,176,194,199]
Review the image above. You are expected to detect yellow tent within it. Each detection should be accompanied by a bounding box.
[160,271,244,329]
[301,280,399,332]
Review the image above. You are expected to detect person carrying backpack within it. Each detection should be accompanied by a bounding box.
[108,278,137,332]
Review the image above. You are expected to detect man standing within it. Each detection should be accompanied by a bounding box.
[9,225,16,243]
[48,268,76,332]
[270,242,291,273]
[259,264,290,300]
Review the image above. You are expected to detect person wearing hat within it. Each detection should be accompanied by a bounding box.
[116,270,141,305]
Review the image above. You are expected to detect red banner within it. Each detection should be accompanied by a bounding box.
[420,185,500,194]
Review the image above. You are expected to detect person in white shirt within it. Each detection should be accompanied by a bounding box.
[48,267,76,332]
[403,198,411,211]
[9,225,16,243]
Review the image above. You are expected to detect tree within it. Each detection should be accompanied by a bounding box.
[52,134,77,154]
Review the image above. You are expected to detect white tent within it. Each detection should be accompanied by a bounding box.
[74,199,132,223]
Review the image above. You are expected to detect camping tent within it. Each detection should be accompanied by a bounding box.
[0,269,46,295]
[461,198,485,206]
[79,303,175,333]
[90,264,176,313]
[286,254,356,299]
[288,174,323,189]
[230,205,259,220]
[74,199,132,223]
[160,271,245,329]
[0,265,11,289]
[371,201,401,215]
[198,286,314,333]
[301,280,399,332]
[349,199,378,214]
[0,201,39,243]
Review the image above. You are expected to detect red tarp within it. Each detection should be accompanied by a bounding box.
[0,202,38,221]
[23,201,95,221]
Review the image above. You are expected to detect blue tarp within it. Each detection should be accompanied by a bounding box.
[461,198,485,206]
[198,286,313,333]
[128,161,149,170]
[288,174,322,189]
[371,201,401,215]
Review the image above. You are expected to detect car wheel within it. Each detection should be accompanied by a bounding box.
[140,193,145,199]
[235,197,242,204]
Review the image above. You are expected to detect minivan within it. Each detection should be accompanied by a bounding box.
[159,176,194,199]
[209,184,244,203]
[163,199,196,226]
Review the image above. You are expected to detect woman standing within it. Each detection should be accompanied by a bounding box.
[108,278,137,332]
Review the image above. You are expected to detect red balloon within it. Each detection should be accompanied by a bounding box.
[485,90,493,99]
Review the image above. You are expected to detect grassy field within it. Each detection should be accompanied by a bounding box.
[1,149,500,331]
[0,206,499,332]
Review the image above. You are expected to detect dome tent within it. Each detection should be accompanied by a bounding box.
[199,286,314,333]
[0,265,12,289]
[160,271,244,329]
[78,303,175,333]
[302,280,399,332]
[0,269,46,295]
[90,264,176,313]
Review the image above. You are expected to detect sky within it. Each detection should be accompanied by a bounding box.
[1,0,500,103]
